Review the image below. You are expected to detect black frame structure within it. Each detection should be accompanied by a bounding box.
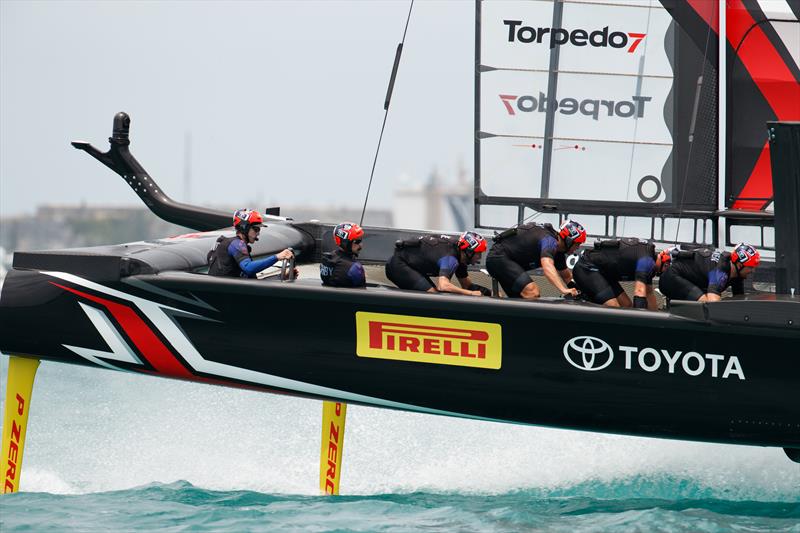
[769,121,800,295]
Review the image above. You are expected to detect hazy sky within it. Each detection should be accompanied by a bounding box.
[0,0,474,218]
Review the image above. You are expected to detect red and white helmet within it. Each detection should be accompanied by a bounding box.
[233,209,263,233]
[658,246,680,268]
[732,243,760,268]
[458,231,487,254]
[558,220,587,248]
[334,222,365,247]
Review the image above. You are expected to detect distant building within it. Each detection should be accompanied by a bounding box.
[393,164,472,232]
[0,204,393,253]
[277,205,392,228]
[0,205,193,253]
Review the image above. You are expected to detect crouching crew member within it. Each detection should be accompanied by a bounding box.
[320,222,366,288]
[486,220,586,299]
[658,243,760,302]
[572,238,670,310]
[386,231,490,296]
[208,209,295,278]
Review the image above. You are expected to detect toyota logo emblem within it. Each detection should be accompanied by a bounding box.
[563,336,614,371]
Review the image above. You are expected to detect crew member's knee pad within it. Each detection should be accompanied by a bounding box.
[512,273,536,298]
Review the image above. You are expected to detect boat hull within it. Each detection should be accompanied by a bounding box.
[2,268,798,449]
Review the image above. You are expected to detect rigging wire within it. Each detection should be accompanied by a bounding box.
[359,0,415,226]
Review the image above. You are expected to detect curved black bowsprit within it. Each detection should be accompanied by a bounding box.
[72,112,230,231]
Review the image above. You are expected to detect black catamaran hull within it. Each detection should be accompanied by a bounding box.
[2,267,798,449]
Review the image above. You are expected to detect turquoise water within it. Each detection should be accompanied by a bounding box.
[2,480,799,532]
[1,360,799,531]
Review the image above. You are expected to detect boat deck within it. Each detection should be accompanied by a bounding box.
[284,263,673,308]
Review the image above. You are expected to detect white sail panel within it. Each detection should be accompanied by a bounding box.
[480,135,672,203]
[548,141,672,202]
[480,70,673,144]
[479,136,544,198]
[476,0,690,216]
[480,0,673,77]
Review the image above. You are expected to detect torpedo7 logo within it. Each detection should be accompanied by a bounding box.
[504,20,646,53]
[499,92,651,120]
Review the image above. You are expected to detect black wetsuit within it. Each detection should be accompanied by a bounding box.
[207,236,280,278]
[208,236,245,277]
[485,223,567,298]
[320,249,366,288]
[385,235,467,291]
[658,249,744,301]
[573,238,657,304]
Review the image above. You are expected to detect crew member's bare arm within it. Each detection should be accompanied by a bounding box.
[436,276,481,296]
[542,257,577,296]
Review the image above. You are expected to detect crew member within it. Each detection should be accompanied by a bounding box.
[320,222,366,288]
[658,243,760,302]
[385,231,490,296]
[486,220,586,299]
[207,209,295,278]
[572,238,672,310]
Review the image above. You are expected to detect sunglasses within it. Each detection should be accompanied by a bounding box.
[251,226,262,233]
[352,239,363,245]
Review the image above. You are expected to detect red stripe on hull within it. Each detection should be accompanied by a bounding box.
[51,282,194,379]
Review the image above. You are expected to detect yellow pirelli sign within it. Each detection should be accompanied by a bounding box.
[355,312,502,369]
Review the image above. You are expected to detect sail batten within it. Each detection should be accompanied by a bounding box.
[482,66,674,79]
[479,133,672,147]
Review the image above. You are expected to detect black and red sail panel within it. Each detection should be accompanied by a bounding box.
[727,0,800,210]
[660,0,799,212]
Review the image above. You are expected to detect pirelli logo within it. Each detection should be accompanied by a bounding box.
[355,312,502,369]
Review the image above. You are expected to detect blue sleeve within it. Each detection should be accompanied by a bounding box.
[539,236,558,260]
[437,255,459,278]
[635,256,656,283]
[347,262,366,287]
[239,255,278,277]
[227,239,250,263]
[707,268,729,295]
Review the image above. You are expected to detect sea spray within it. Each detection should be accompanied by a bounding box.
[1,358,798,500]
